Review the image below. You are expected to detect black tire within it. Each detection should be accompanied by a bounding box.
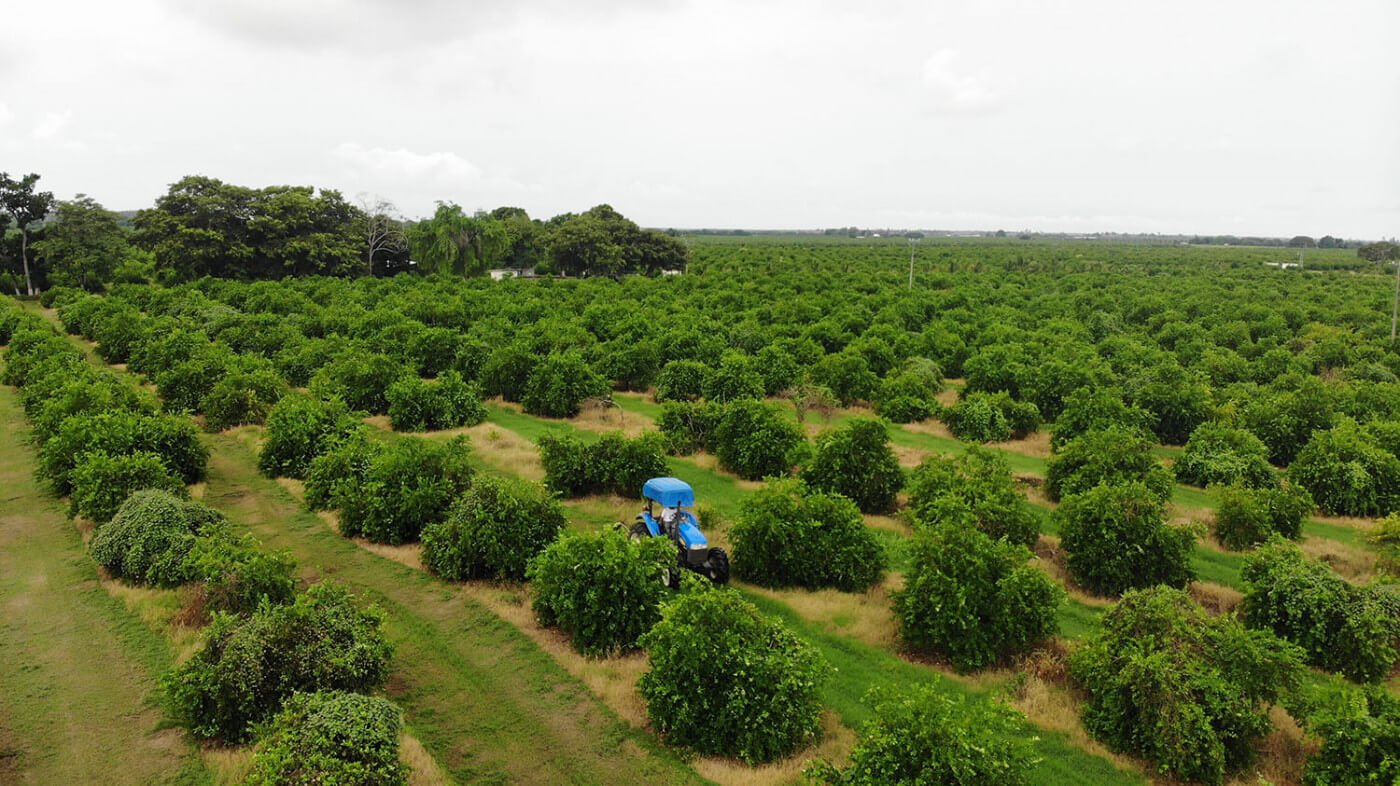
[704,548,729,585]
[628,520,650,542]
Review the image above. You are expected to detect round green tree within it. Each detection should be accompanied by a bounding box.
[800,418,903,514]
[1056,482,1195,596]
[730,479,885,592]
[422,475,568,580]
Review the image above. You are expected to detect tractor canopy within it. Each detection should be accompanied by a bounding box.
[643,477,695,508]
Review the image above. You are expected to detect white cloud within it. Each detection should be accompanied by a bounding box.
[32,110,72,140]
[921,49,1001,114]
[0,103,11,127]
[334,142,480,181]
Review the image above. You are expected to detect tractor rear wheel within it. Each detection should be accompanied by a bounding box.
[705,548,729,585]
[628,521,650,542]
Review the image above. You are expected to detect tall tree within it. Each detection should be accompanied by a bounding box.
[0,172,56,295]
[33,194,129,290]
[406,202,507,278]
[357,196,407,276]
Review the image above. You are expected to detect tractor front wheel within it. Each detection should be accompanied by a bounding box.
[704,548,729,585]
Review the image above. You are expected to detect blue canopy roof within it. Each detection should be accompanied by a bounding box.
[643,477,694,507]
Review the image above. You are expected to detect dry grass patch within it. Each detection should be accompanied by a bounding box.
[738,577,901,650]
[890,442,927,468]
[935,387,960,408]
[994,429,1052,459]
[1224,705,1313,786]
[1189,581,1243,616]
[693,711,855,786]
[201,746,254,785]
[571,399,647,437]
[1300,537,1376,582]
[863,513,909,536]
[402,732,452,786]
[684,452,765,491]
[904,419,958,441]
[460,423,545,481]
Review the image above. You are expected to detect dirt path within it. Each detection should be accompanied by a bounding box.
[0,381,204,785]
[201,433,705,786]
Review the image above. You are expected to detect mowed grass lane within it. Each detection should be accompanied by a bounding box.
[0,373,208,786]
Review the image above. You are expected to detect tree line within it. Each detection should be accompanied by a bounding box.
[0,172,688,292]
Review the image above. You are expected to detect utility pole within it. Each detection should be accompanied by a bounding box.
[908,235,920,289]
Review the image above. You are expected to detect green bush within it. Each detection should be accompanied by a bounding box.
[537,432,668,498]
[1174,421,1278,489]
[522,351,609,418]
[1372,513,1400,574]
[258,395,364,480]
[421,475,567,580]
[800,418,903,514]
[200,369,285,432]
[638,590,827,763]
[1045,426,1174,503]
[164,582,393,742]
[711,398,807,480]
[153,348,237,414]
[69,450,187,524]
[303,433,381,511]
[183,533,297,616]
[873,358,942,424]
[804,686,1034,786]
[945,392,1009,442]
[89,489,227,587]
[893,522,1062,671]
[811,351,879,406]
[1297,687,1400,786]
[244,691,407,786]
[1050,387,1154,450]
[1056,482,1195,595]
[1069,586,1304,785]
[527,527,676,656]
[480,341,538,402]
[29,374,155,445]
[1288,421,1400,517]
[1212,483,1313,550]
[1241,540,1399,683]
[703,352,764,403]
[730,479,885,592]
[656,400,723,455]
[654,359,709,402]
[308,351,409,414]
[385,370,487,431]
[337,437,473,545]
[38,411,208,495]
[905,448,1039,547]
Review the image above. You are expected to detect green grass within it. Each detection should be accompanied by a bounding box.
[0,372,211,786]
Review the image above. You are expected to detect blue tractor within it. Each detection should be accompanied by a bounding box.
[627,477,729,586]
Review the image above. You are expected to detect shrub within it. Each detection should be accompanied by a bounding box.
[1174,421,1278,489]
[711,398,806,480]
[1241,540,1400,683]
[537,432,668,498]
[811,351,879,406]
[337,437,473,544]
[1372,513,1400,573]
[800,418,903,514]
[1056,482,1195,595]
[244,691,407,786]
[1069,586,1304,785]
[89,489,227,587]
[527,527,676,656]
[183,533,297,616]
[1212,483,1313,550]
[308,351,409,414]
[385,370,487,431]
[38,411,208,495]
[303,433,381,511]
[656,400,723,455]
[945,392,1006,442]
[1045,426,1174,503]
[703,352,765,403]
[638,590,827,763]
[730,479,885,592]
[1050,387,1154,450]
[1298,687,1400,786]
[164,582,393,742]
[69,450,187,524]
[153,348,237,414]
[1129,361,1215,444]
[804,687,1034,786]
[258,395,364,480]
[522,351,610,418]
[421,475,567,580]
[1288,421,1400,517]
[480,341,538,402]
[654,359,709,402]
[893,522,1062,671]
[29,375,155,445]
[874,358,942,423]
[905,448,1039,547]
[200,369,286,432]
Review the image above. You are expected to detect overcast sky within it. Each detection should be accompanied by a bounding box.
[3,0,1397,237]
